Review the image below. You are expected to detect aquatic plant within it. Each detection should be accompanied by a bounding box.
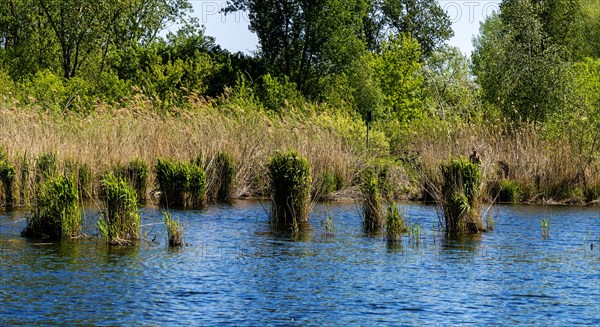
[440,157,485,234]
[0,160,16,208]
[385,203,407,243]
[114,159,149,202]
[267,150,311,229]
[312,170,336,201]
[498,179,524,203]
[22,175,81,240]
[163,211,185,247]
[64,159,93,199]
[19,155,31,206]
[155,158,207,208]
[361,166,384,232]
[541,217,550,239]
[98,172,140,245]
[35,152,57,183]
[211,152,236,201]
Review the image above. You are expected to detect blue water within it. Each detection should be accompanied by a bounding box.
[1,201,599,326]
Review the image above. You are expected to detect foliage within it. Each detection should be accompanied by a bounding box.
[98,172,140,245]
[35,152,57,184]
[267,150,311,228]
[155,158,207,208]
[22,175,81,240]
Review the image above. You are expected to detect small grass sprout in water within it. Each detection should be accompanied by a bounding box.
[98,172,140,245]
[163,211,184,247]
[541,217,550,239]
[385,203,406,243]
[318,210,336,237]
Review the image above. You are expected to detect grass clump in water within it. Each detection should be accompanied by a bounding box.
[114,159,149,202]
[498,179,525,203]
[0,159,16,209]
[210,152,236,201]
[361,165,387,232]
[35,152,57,183]
[267,150,311,230]
[385,203,407,243]
[22,175,81,240]
[541,217,550,239]
[440,157,485,234]
[163,211,184,247]
[98,172,140,245]
[155,158,207,208]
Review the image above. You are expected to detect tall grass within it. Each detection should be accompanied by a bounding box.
[206,152,236,201]
[267,150,312,229]
[98,172,140,245]
[155,158,207,208]
[22,175,81,240]
[114,159,149,202]
[0,159,16,209]
[385,203,407,243]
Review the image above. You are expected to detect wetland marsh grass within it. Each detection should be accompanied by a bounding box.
[22,175,81,240]
[114,159,149,202]
[208,152,236,201]
[98,172,140,245]
[155,158,207,208]
[267,150,312,231]
[0,159,16,209]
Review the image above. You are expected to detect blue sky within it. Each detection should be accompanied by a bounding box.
[187,0,502,56]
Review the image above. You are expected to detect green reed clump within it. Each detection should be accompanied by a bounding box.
[361,166,384,232]
[212,152,236,201]
[155,158,207,208]
[22,175,81,240]
[35,152,57,183]
[163,211,184,247]
[498,179,525,203]
[0,160,16,208]
[19,155,31,206]
[440,157,485,234]
[98,172,140,245]
[385,203,407,243]
[267,150,312,229]
[64,159,93,199]
[312,170,336,201]
[114,159,149,202]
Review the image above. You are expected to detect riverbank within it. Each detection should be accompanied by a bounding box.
[0,97,598,207]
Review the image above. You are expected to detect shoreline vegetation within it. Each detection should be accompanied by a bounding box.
[0,0,598,226]
[0,97,597,209]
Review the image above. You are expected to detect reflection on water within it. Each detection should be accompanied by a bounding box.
[1,201,599,326]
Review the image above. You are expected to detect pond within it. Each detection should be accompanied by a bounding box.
[1,201,599,326]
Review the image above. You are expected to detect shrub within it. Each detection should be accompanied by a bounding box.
[440,157,485,234]
[98,173,140,245]
[267,150,311,229]
[155,158,207,208]
[22,175,81,240]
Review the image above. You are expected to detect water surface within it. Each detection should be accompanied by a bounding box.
[1,202,599,326]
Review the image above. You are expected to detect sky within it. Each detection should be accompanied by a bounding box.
[187,0,502,56]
